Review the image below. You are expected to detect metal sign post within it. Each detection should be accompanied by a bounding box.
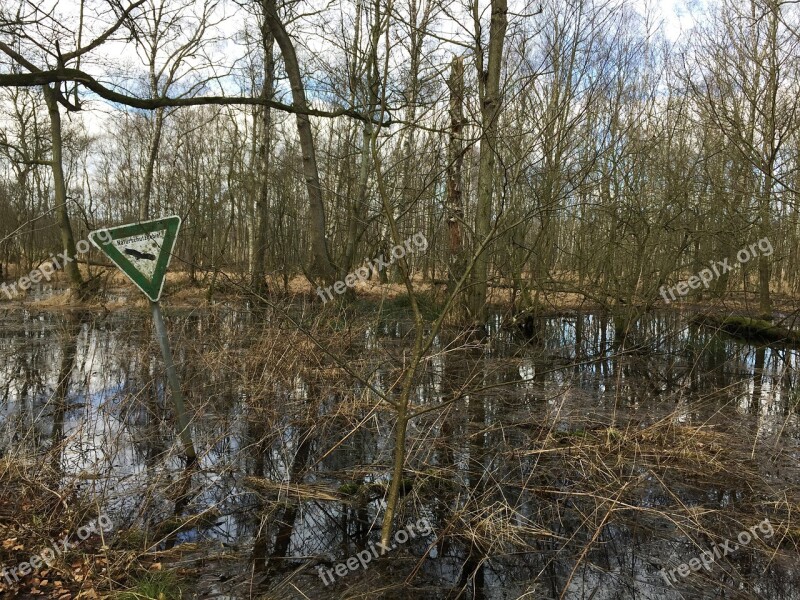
[150,300,197,466]
[89,216,196,465]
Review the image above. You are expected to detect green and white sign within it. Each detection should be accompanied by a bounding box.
[89,215,181,302]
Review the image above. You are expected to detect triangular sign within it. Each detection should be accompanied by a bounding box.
[89,216,181,302]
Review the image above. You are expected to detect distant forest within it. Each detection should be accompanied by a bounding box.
[0,0,799,322]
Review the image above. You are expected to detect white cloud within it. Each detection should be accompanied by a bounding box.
[633,0,699,40]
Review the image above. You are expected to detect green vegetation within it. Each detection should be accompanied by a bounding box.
[117,571,183,600]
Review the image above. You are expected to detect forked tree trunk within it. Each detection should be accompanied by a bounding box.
[468,0,507,324]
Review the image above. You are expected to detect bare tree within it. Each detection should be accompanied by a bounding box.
[132,0,220,220]
[468,0,507,324]
[263,0,337,283]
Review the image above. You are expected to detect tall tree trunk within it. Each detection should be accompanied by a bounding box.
[468,0,507,324]
[247,108,258,275]
[759,164,774,316]
[340,125,370,297]
[757,0,778,317]
[340,0,366,291]
[139,106,164,220]
[43,86,84,296]
[264,0,336,283]
[446,56,466,298]
[250,14,275,297]
[385,0,430,284]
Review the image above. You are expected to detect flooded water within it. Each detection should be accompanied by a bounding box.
[2,306,800,599]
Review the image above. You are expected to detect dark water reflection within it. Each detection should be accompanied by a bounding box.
[1,307,799,599]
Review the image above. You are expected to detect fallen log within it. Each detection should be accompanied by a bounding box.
[692,314,800,345]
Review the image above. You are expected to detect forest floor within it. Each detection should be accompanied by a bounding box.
[1,266,800,320]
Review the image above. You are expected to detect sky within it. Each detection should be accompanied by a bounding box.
[643,0,698,39]
[0,0,703,144]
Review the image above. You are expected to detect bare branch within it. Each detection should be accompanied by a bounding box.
[0,63,389,123]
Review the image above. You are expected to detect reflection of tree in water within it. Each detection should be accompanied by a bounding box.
[1,311,800,597]
[50,314,85,475]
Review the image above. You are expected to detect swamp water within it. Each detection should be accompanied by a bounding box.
[1,307,800,599]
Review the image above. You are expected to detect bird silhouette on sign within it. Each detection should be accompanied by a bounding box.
[125,248,156,261]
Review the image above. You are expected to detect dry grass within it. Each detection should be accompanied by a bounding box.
[2,304,800,599]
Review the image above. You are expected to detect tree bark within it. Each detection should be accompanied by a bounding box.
[757,0,779,317]
[446,56,466,298]
[250,11,275,297]
[468,0,507,324]
[263,0,336,283]
[43,85,84,295]
[139,106,163,221]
